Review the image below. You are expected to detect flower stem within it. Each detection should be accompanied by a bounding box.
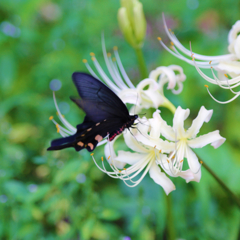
[198,155,240,209]
[135,47,148,79]
[161,96,176,114]
[166,194,176,240]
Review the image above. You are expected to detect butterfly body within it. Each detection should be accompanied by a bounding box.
[47,72,138,152]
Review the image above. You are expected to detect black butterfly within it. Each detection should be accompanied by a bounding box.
[47,72,138,152]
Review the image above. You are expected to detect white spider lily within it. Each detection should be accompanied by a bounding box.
[91,106,225,193]
[149,106,226,180]
[91,118,176,195]
[83,35,186,112]
[160,13,240,103]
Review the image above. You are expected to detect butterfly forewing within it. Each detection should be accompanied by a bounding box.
[72,72,129,121]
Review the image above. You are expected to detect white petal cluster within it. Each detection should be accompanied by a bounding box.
[48,35,226,195]
[91,106,225,194]
[160,13,240,103]
[83,35,185,112]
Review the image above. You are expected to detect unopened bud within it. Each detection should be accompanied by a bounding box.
[118,0,146,49]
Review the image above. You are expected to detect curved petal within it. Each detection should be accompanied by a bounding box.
[185,146,201,173]
[136,78,159,91]
[142,90,164,108]
[118,89,139,105]
[154,111,176,141]
[228,20,240,44]
[177,169,201,183]
[149,66,176,89]
[149,161,176,195]
[188,130,226,149]
[168,65,186,83]
[104,140,126,169]
[115,150,147,165]
[172,81,183,95]
[134,116,150,135]
[173,106,190,138]
[186,106,213,138]
[217,60,240,74]
[123,129,147,153]
[234,35,240,59]
[149,110,161,139]
[136,79,163,108]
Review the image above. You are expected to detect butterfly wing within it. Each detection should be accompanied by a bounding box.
[47,117,125,152]
[71,72,130,122]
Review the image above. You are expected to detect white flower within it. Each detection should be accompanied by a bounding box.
[147,106,226,181]
[91,106,225,194]
[91,117,176,195]
[83,35,185,112]
[159,13,240,103]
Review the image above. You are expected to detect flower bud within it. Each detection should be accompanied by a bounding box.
[118,0,146,49]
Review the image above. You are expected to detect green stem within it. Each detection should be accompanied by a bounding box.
[161,96,176,114]
[197,155,240,209]
[135,47,148,79]
[166,194,175,240]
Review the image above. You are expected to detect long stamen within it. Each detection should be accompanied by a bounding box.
[107,55,128,89]
[210,68,240,93]
[82,59,100,79]
[113,46,135,89]
[190,44,240,86]
[205,85,240,104]
[162,13,235,62]
[91,155,120,178]
[101,36,128,91]
[91,55,120,93]
[51,118,74,135]
[53,92,76,133]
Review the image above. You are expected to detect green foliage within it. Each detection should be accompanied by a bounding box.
[1,0,240,239]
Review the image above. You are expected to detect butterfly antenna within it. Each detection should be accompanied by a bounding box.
[128,128,139,142]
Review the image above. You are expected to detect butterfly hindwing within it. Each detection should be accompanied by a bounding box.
[48,117,125,152]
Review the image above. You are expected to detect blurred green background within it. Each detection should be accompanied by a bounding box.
[1,0,240,239]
